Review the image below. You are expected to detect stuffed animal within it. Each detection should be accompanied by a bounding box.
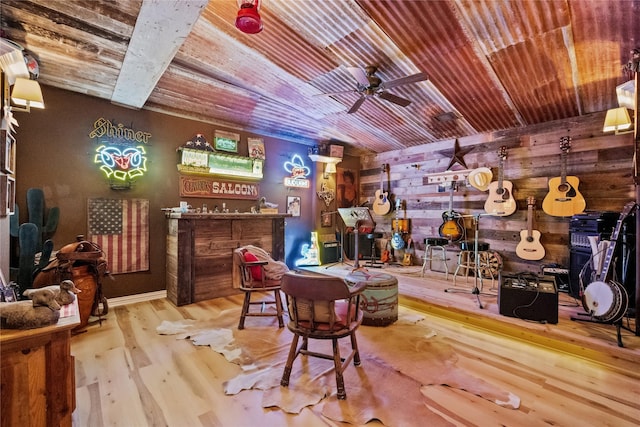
[0,288,61,329]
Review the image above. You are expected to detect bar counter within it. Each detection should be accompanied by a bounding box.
[165,212,290,306]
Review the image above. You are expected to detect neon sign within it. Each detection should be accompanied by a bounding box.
[94,145,148,181]
[283,154,311,188]
[89,118,151,186]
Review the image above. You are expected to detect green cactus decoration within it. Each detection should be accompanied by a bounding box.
[9,188,59,295]
[10,188,59,251]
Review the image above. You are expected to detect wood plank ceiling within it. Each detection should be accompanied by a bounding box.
[1,0,638,155]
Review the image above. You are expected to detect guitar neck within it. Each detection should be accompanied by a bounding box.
[526,205,533,238]
[599,202,636,280]
[497,158,504,190]
[560,151,567,184]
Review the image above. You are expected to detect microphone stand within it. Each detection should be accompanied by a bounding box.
[445,213,492,309]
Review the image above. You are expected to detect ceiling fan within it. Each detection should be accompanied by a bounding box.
[324,66,428,114]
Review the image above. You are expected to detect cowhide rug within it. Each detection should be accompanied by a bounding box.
[157,307,519,426]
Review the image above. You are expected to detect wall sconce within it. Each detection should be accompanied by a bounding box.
[603,107,633,134]
[235,0,263,34]
[323,162,337,179]
[11,77,45,112]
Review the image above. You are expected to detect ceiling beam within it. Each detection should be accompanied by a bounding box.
[111,0,208,109]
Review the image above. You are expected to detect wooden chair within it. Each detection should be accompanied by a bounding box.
[236,249,285,330]
[280,271,367,400]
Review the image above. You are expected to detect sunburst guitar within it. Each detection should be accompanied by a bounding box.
[484,146,516,216]
[516,196,545,260]
[542,136,585,217]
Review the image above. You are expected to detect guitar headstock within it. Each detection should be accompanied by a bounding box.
[382,163,387,173]
[526,196,536,206]
[560,136,571,153]
[498,146,507,159]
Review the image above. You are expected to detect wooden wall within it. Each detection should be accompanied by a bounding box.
[359,112,635,275]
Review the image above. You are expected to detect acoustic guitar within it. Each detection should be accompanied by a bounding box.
[542,136,586,217]
[373,163,392,215]
[581,201,636,323]
[516,196,545,260]
[484,146,516,216]
[438,182,464,241]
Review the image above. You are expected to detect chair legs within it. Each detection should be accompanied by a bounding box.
[238,289,285,330]
[280,331,360,400]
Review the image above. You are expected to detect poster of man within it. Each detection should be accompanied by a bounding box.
[337,168,357,208]
[287,196,301,216]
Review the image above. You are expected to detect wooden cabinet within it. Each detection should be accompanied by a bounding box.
[165,213,289,306]
[0,303,80,427]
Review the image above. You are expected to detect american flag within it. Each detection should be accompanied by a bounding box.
[87,198,149,274]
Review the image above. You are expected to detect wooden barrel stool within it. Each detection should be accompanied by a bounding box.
[421,237,449,279]
[345,270,398,326]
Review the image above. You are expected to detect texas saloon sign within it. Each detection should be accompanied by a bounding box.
[179,176,259,200]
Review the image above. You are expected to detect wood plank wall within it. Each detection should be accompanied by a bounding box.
[358,112,635,274]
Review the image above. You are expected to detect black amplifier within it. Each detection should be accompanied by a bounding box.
[498,273,558,324]
[320,241,340,264]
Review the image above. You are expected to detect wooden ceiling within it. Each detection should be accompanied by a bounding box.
[1,0,639,154]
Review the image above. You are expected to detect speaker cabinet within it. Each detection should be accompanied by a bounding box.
[499,274,558,324]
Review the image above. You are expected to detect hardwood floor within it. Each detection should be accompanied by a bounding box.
[70,266,640,426]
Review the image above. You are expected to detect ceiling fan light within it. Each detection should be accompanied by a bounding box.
[235,0,263,34]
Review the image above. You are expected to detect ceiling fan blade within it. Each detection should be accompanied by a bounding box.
[381,72,428,90]
[378,91,411,107]
[347,95,367,114]
[346,67,370,86]
[314,89,357,97]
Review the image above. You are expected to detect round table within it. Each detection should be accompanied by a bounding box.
[345,270,398,326]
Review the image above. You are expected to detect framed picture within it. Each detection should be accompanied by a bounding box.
[7,175,15,214]
[0,174,12,217]
[1,133,15,174]
[248,137,265,159]
[337,167,358,208]
[214,130,239,153]
[321,210,332,227]
[287,196,301,217]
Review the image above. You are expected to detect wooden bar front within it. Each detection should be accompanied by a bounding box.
[165,213,289,306]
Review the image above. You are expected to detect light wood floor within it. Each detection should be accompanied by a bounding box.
[71,266,640,426]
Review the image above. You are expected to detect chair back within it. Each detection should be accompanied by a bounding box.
[282,271,364,333]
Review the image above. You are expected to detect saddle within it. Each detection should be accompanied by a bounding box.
[33,240,109,331]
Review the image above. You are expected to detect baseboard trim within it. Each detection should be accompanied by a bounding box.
[108,290,167,308]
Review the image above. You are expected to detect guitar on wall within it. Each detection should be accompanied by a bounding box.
[516,196,545,260]
[581,201,636,323]
[542,136,586,217]
[438,182,464,242]
[373,163,392,215]
[484,146,516,216]
[391,198,405,250]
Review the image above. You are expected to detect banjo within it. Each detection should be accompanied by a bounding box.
[581,201,636,323]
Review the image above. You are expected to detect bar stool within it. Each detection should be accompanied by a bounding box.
[421,237,449,279]
[453,240,495,287]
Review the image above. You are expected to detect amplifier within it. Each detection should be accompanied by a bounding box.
[320,241,340,264]
[541,265,570,294]
[498,273,558,324]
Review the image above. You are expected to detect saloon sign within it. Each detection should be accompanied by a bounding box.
[179,176,259,200]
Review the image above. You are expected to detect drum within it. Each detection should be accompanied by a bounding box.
[582,280,629,323]
[346,271,398,326]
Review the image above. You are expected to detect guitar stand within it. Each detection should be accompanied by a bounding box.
[570,311,625,348]
[445,214,492,309]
